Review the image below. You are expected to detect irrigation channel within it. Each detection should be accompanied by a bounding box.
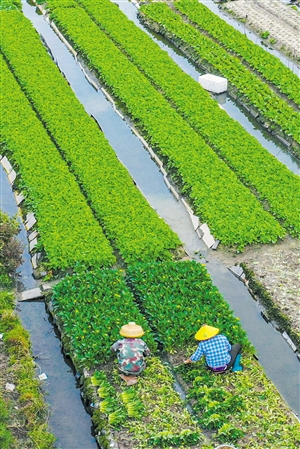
[1,0,299,445]
[116,0,300,173]
[199,0,300,76]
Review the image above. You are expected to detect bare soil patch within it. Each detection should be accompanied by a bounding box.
[210,236,300,335]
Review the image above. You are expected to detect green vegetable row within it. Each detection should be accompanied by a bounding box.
[0,10,180,265]
[126,261,300,447]
[127,261,250,352]
[89,364,202,448]
[52,267,157,368]
[46,6,285,249]
[51,262,300,447]
[68,0,300,237]
[175,0,300,107]
[51,267,204,447]
[139,3,300,143]
[0,53,115,269]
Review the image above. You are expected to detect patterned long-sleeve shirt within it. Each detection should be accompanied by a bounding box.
[190,334,231,369]
[111,338,150,373]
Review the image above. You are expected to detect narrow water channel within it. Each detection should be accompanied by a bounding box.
[200,0,300,75]
[1,163,99,448]
[3,5,299,443]
[115,0,300,174]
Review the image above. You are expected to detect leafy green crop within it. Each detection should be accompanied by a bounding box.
[51,267,157,367]
[67,0,300,237]
[139,3,300,144]
[127,261,251,352]
[175,0,300,106]
[0,54,115,269]
[0,10,181,264]
[44,5,285,249]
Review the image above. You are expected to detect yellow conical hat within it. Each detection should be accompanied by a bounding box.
[195,324,219,341]
[120,322,145,338]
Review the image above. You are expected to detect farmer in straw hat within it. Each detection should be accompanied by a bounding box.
[184,324,242,373]
[111,322,150,386]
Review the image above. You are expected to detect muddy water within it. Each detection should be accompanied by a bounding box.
[0,164,99,449]
[5,0,299,426]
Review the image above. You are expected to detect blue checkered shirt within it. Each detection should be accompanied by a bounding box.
[190,334,231,369]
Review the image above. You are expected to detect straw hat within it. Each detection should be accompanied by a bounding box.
[120,322,145,338]
[195,324,219,341]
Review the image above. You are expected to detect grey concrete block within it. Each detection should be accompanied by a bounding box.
[282,331,297,352]
[19,287,43,301]
[228,265,245,280]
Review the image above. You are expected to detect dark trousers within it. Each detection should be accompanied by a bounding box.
[226,343,242,370]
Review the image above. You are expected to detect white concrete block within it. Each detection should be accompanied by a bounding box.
[31,254,38,269]
[170,185,180,200]
[8,170,17,185]
[202,232,215,248]
[1,156,13,174]
[29,238,38,252]
[26,212,34,222]
[15,192,25,205]
[190,214,200,231]
[199,74,228,93]
[25,215,37,231]
[164,176,171,189]
[28,230,38,241]
[199,223,210,234]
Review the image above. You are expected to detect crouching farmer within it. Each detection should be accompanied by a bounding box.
[111,322,150,386]
[184,324,242,373]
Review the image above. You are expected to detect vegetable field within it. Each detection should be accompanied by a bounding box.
[1,0,300,447]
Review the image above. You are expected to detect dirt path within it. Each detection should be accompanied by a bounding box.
[222,0,300,61]
[209,236,300,335]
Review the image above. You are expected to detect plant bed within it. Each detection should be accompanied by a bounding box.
[173,0,300,108]
[66,0,300,237]
[42,5,286,249]
[0,10,181,265]
[48,267,205,448]
[126,260,300,447]
[241,263,300,352]
[49,261,300,447]
[0,52,115,270]
[138,3,300,146]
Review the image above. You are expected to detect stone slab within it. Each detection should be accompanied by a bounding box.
[212,240,220,250]
[31,254,38,269]
[202,232,215,248]
[29,237,38,252]
[28,230,38,242]
[25,215,37,231]
[164,176,171,189]
[15,192,25,206]
[190,214,200,231]
[8,170,17,185]
[228,265,245,280]
[1,156,13,174]
[170,185,179,200]
[282,331,297,352]
[19,287,43,301]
